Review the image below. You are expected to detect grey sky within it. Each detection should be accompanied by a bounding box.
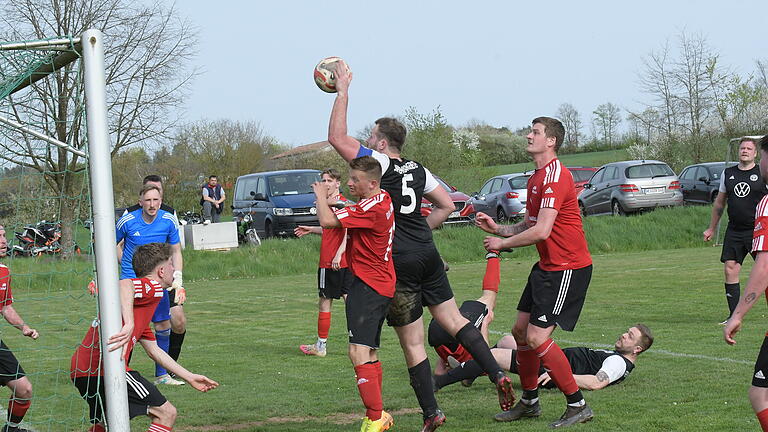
[174,0,767,147]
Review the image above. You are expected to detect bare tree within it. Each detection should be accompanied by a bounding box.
[592,102,622,147]
[556,103,582,147]
[626,108,660,145]
[0,0,197,253]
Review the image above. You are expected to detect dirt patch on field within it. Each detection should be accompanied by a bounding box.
[180,408,421,431]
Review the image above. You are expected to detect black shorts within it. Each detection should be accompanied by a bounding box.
[345,276,392,349]
[386,246,454,327]
[317,267,353,299]
[73,370,168,423]
[721,228,754,265]
[517,263,592,332]
[753,336,768,387]
[427,300,488,348]
[0,340,25,385]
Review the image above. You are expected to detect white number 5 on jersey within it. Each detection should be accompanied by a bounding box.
[400,173,416,214]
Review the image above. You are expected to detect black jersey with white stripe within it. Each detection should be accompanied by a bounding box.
[721,165,767,230]
[563,347,635,386]
[357,147,440,254]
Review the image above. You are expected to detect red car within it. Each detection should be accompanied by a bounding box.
[569,166,598,193]
[420,175,475,225]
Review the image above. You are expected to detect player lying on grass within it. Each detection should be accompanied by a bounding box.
[433,325,653,393]
[71,242,218,432]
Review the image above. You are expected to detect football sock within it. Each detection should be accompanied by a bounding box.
[482,254,500,292]
[454,323,502,381]
[757,407,768,431]
[516,343,541,391]
[148,423,172,432]
[7,397,30,425]
[725,283,740,317]
[317,311,331,340]
[521,389,539,405]
[374,360,383,393]
[88,424,107,432]
[155,328,171,377]
[408,359,440,419]
[434,360,484,389]
[354,362,383,421]
[534,338,581,399]
[168,330,186,362]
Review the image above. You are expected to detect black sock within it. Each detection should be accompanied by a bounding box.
[725,283,740,317]
[409,359,439,420]
[435,360,484,389]
[522,389,539,403]
[169,330,186,362]
[566,389,585,406]
[509,349,519,374]
[454,323,502,382]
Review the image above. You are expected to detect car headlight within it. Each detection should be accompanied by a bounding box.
[272,208,293,216]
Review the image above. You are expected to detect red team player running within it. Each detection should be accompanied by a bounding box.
[724,135,768,432]
[0,226,38,432]
[71,243,218,432]
[478,117,594,428]
[312,156,396,432]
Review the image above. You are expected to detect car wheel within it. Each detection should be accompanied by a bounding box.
[245,228,261,246]
[263,221,273,239]
[611,200,625,216]
[578,201,587,217]
[496,207,507,223]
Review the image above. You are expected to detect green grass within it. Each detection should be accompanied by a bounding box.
[440,149,630,192]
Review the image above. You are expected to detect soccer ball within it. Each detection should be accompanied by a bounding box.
[314,57,349,93]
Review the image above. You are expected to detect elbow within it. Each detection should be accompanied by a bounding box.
[328,133,344,147]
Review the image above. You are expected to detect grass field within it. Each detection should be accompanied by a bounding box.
[5,242,764,431]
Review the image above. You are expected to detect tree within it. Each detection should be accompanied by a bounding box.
[556,103,582,148]
[592,102,622,147]
[0,0,197,254]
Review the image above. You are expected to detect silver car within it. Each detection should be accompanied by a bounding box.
[471,172,531,221]
[578,160,683,216]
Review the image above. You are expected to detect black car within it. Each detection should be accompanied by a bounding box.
[678,162,735,204]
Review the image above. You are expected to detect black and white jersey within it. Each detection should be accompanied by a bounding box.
[357,148,440,254]
[719,165,767,230]
[563,347,635,386]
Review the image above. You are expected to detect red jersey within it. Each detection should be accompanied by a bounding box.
[70,278,164,378]
[0,264,13,311]
[527,158,592,271]
[752,195,768,254]
[335,191,396,297]
[319,194,349,269]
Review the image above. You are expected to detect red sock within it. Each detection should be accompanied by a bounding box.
[758,408,768,431]
[373,361,383,393]
[317,311,331,339]
[516,343,540,391]
[535,338,579,396]
[7,398,30,424]
[88,424,107,432]
[482,256,500,292]
[148,423,172,432]
[354,363,383,421]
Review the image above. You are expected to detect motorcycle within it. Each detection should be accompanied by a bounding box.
[180,211,203,225]
[12,221,81,257]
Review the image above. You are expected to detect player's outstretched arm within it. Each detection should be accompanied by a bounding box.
[294,225,323,237]
[327,60,361,162]
[1,305,38,340]
[725,251,768,344]
[483,208,556,251]
[108,279,135,353]
[140,339,219,392]
[703,192,727,241]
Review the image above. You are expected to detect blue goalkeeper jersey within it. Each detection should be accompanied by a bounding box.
[116,208,179,278]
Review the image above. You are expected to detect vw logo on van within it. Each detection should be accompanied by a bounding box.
[310,207,317,215]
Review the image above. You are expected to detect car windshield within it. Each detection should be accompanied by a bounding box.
[571,170,595,182]
[508,175,530,190]
[709,163,731,179]
[267,172,320,196]
[626,163,675,179]
[434,176,455,192]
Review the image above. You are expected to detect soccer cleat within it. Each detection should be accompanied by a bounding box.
[548,404,594,428]
[421,409,446,432]
[2,425,33,432]
[494,371,516,411]
[154,373,185,386]
[367,411,394,432]
[359,417,372,432]
[494,400,542,422]
[446,355,461,369]
[719,319,729,326]
[299,343,327,357]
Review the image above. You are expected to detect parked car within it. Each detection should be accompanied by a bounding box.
[569,166,598,193]
[470,172,532,221]
[420,175,475,225]
[232,169,321,239]
[578,160,683,216]
[678,161,735,204]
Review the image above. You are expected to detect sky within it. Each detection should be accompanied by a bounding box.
[171,0,768,148]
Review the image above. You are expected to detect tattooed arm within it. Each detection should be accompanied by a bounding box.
[724,251,768,345]
[483,208,558,252]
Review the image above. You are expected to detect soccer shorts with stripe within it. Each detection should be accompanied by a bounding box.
[517,263,592,331]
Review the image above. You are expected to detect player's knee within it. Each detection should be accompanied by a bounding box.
[10,377,32,399]
[497,335,518,350]
[170,312,186,332]
[525,332,548,349]
[724,261,741,276]
[511,325,527,344]
[154,320,171,331]
[153,401,177,425]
